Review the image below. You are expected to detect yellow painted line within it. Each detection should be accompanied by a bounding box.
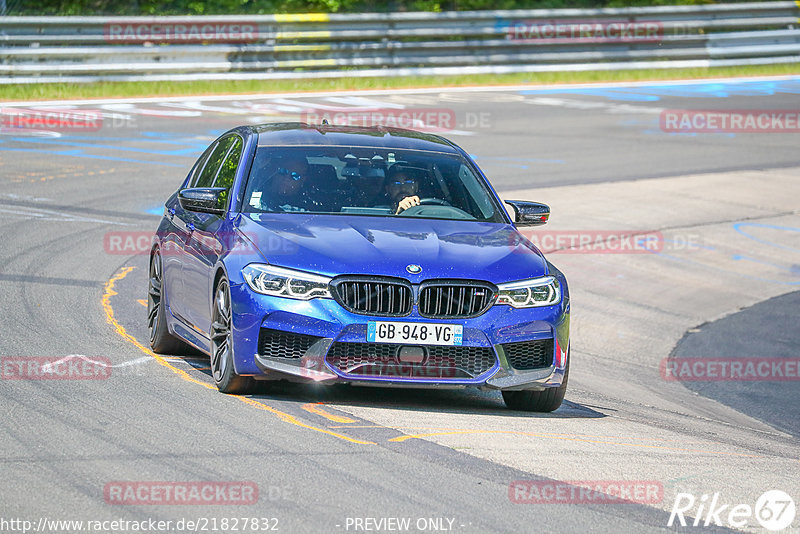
[273,44,331,53]
[137,299,147,307]
[276,31,332,40]
[274,13,329,23]
[103,267,374,446]
[239,398,372,443]
[103,267,212,389]
[276,58,337,68]
[302,403,357,424]
[388,429,764,458]
[330,425,709,445]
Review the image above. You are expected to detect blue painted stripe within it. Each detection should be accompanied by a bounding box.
[519,78,800,101]
[0,146,185,167]
[733,222,800,253]
[4,136,200,156]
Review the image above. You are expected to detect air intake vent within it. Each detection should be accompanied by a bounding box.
[326,342,496,379]
[258,328,321,359]
[502,339,554,370]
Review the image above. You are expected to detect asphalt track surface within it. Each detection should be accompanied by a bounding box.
[671,291,800,439]
[1,76,799,533]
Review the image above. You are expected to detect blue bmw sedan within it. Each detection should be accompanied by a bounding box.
[148,123,570,411]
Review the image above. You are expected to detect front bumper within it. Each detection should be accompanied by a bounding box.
[231,282,570,391]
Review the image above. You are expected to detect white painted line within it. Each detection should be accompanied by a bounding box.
[112,356,153,368]
[0,128,63,138]
[324,96,407,109]
[100,103,201,117]
[1,75,797,108]
[1,193,53,202]
[39,354,152,370]
[0,205,134,225]
[525,96,665,114]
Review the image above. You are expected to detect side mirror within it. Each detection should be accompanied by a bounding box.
[178,187,227,216]
[505,200,550,227]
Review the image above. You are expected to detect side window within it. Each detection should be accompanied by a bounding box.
[213,136,243,192]
[213,136,244,209]
[458,164,495,219]
[187,144,215,188]
[194,136,235,188]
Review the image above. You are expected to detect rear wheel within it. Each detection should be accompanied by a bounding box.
[502,355,570,412]
[210,277,254,394]
[148,249,188,354]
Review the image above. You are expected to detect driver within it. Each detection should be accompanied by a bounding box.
[385,166,422,214]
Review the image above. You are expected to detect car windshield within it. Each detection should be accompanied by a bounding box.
[242,146,505,222]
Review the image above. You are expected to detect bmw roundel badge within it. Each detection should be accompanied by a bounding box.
[406,264,422,274]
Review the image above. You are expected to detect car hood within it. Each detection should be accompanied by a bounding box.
[238,213,548,283]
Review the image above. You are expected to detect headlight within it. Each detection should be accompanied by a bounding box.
[495,276,560,308]
[242,264,332,300]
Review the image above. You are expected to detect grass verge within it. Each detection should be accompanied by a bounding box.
[1,63,798,102]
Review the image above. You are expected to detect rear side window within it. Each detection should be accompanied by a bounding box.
[194,136,236,188]
[187,145,214,188]
[213,136,244,192]
[213,136,244,210]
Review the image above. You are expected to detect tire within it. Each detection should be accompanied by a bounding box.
[210,277,255,394]
[148,249,189,354]
[502,354,570,412]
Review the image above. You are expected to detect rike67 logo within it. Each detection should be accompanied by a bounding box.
[668,490,796,531]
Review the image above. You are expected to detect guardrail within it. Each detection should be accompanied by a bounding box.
[1,2,799,84]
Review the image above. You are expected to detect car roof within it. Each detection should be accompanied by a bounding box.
[251,122,461,154]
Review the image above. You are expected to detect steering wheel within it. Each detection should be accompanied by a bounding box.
[417,197,450,206]
[399,198,453,216]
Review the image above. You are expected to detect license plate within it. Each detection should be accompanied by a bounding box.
[367,321,463,346]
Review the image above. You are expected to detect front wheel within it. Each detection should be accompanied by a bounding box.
[210,277,254,394]
[148,249,188,354]
[502,355,570,412]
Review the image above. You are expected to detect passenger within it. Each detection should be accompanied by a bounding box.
[258,155,325,212]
